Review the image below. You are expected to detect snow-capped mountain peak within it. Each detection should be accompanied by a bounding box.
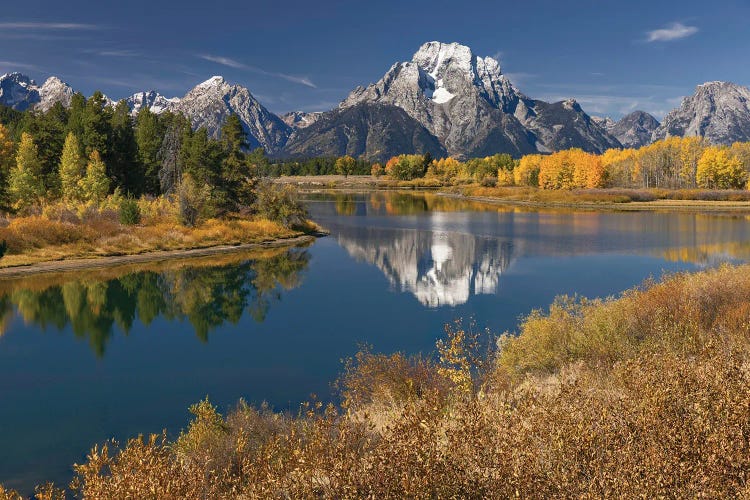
[0,72,40,111]
[197,75,226,89]
[339,41,619,158]
[126,90,180,115]
[0,72,76,112]
[38,76,75,112]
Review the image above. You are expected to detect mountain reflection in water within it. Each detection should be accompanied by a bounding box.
[309,192,750,308]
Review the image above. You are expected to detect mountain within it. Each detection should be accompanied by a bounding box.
[172,76,291,152]
[126,90,180,115]
[653,81,750,144]
[282,103,446,161]
[0,73,40,111]
[0,73,76,112]
[593,111,660,148]
[37,77,75,112]
[591,116,616,131]
[340,41,620,158]
[281,111,323,129]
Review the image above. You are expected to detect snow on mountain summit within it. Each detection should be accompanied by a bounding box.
[340,41,620,158]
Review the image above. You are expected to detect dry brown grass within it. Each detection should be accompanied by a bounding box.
[0,199,314,268]
[4,265,750,498]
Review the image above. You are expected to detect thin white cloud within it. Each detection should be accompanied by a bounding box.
[0,22,100,30]
[646,22,698,42]
[81,49,141,58]
[200,54,245,69]
[198,54,316,88]
[0,60,39,72]
[97,50,140,57]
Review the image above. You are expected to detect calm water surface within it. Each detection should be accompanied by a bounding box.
[1,192,749,492]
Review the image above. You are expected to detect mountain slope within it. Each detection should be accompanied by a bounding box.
[173,76,291,152]
[0,73,40,111]
[653,81,750,144]
[0,73,76,112]
[282,103,447,161]
[126,91,180,115]
[340,41,620,157]
[594,111,660,149]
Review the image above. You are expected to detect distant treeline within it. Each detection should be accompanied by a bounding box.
[270,137,750,191]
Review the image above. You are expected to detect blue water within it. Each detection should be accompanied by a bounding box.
[1,192,748,492]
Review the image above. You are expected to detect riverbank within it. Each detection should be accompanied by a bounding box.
[3,263,747,498]
[0,234,318,279]
[276,175,750,212]
[441,191,750,212]
[0,199,325,270]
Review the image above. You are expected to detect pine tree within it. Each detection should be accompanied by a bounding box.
[9,133,45,210]
[0,123,15,208]
[21,103,68,195]
[66,92,87,141]
[82,91,112,158]
[60,132,85,202]
[220,115,253,208]
[135,107,165,195]
[158,112,191,195]
[110,100,141,195]
[80,150,110,203]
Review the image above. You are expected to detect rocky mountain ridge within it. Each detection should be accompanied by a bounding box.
[2,45,750,158]
[593,111,661,148]
[652,81,750,144]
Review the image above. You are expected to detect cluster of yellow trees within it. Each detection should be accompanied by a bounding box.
[378,138,750,190]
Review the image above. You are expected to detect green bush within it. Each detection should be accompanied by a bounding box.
[119,198,142,226]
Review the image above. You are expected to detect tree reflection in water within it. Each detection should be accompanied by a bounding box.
[0,247,310,357]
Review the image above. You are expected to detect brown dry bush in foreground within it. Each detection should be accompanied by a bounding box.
[4,265,750,499]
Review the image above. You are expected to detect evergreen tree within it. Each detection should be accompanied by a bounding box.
[110,100,141,195]
[181,127,224,211]
[82,91,112,159]
[66,92,87,141]
[21,103,68,194]
[0,123,15,208]
[60,132,85,202]
[158,112,191,195]
[135,107,165,195]
[9,133,45,210]
[81,150,110,203]
[220,115,254,208]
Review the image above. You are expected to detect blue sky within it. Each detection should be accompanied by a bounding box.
[1,0,749,119]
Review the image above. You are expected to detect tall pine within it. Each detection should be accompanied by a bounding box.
[0,124,15,209]
[135,107,165,195]
[82,91,112,159]
[110,100,141,195]
[220,115,253,209]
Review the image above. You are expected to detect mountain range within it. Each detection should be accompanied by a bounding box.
[2,41,750,160]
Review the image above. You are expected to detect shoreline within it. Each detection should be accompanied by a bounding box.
[438,192,750,213]
[0,234,318,279]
